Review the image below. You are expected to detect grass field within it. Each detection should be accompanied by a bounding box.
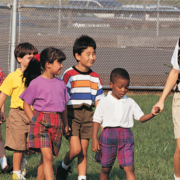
[0,94,176,180]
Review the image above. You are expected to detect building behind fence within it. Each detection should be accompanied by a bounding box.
[0,0,180,89]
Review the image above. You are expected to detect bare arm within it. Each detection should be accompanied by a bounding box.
[62,103,70,137]
[139,106,159,122]
[154,68,179,112]
[0,92,7,123]
[91,122,100,153]
[23,101,33,121]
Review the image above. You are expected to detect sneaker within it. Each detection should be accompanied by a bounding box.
[20,158,27,176]
[12,173,26,180]
[1,164,13,174]
[56,162,71,180]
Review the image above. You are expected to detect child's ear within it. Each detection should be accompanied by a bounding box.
[17,57,22,63]
[109,82,113,88]
[75,53,81,61]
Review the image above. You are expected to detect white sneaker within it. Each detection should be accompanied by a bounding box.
[13,173,26,180]
[20,158,27,176]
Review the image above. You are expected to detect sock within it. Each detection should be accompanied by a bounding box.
[174,174,180,180]
[13,170,21,175]
[0,157,8,169]
[62,160,70,170]
[78,175,86,180]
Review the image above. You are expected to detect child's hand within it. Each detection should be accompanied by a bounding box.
[151,106,160,116]
[91,138,100,153]
[0,112,6,124]
[64,125,71,138]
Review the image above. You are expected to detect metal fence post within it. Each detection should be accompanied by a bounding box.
[10,0,18,73]
[156,0,160,37]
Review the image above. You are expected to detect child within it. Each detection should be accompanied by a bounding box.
[56,35,104,180]
[20,47,70,180]
[0,42,37,180]
[153,38,180,180]
[0,68,13,174]
[91,68,159,180]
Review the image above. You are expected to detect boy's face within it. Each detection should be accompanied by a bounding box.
[109,78,129,100]
[17,53,34,71]
[75,46,96,69]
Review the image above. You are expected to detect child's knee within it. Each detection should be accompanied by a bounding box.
[123,165,135,174]
[43,152,53,163]
[101,166,112,175]
[71,146,81,156]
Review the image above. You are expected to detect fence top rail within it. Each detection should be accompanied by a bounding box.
[1,3,180,13]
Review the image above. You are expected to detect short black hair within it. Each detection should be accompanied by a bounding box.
[40,47,66,70]
[110,68,130,83]
[14,42,38,63]
[73,35,96,61]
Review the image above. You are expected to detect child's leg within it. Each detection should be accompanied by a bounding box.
[100,167,112,180]
[13,151,23,171]
[174,138,180,178]
[41,147,54,180]
[78,139,89,176]
[63,136,82,165]
[123,166,136,180]
[37,154,45,180]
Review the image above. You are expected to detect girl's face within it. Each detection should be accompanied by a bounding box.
[50,59,63,75]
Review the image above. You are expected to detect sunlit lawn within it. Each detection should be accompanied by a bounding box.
[0,94,176,180]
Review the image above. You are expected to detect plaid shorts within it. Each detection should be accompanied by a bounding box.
[28,111,63,157]
[95,127,134,168]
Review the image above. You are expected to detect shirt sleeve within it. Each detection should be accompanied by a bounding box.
[93,98,104,124]
[62,71,71,98]
[171,39,180,71]
[132,100,144,121]
[95,77,105,102]
[19,82,37,105]
[0,73,13,96]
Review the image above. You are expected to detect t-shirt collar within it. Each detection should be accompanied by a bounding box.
[107,91,127,103]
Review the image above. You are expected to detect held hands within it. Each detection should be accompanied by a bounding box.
[91,138,100,153]
[0,112,6,124]
[64,125,71,138]
[151,106,160,116]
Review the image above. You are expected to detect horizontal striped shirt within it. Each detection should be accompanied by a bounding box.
[62,66,104,107]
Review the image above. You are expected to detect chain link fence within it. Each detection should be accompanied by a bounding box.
[0,0,180,89]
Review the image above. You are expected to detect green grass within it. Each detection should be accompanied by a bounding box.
[0,94,176,180]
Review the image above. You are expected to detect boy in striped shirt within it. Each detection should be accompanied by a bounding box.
[56,35,104,180]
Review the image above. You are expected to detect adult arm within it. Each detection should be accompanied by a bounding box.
[154,68,179,112]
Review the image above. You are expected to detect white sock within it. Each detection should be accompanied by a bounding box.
[174,174,180,180]
[78,175,86,180]
[0,157,8,169]
[13,170,21,175]
[62,160,70,170]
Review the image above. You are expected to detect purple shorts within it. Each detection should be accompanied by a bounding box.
[95,127,134,168]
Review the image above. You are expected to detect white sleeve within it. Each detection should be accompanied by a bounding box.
[93,99,104,124]
[171,39,179,71]
[132,100,144,121]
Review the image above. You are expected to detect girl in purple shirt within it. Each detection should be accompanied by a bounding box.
[20,47,70,180]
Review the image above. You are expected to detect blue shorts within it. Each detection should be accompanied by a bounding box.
[95,127,134,168]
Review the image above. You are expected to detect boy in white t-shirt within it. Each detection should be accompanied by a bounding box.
[91,68,159,180]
